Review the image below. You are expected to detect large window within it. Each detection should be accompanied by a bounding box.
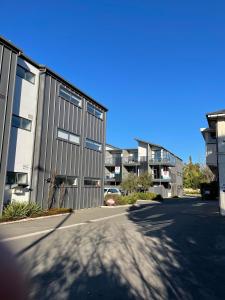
[16,65,35,84]
[85,138,102,151]
[57,129,80,145]
[59,86,82,107]
[6,172,28,186]
[87,103,103,119]
[12,115,32,131]
[84,178,101,187]
[55,175,78,187]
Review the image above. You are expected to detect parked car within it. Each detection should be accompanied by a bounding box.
[104,187,122,197]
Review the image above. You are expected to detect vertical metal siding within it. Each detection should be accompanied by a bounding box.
[0,44,18,214]
[35,77,85,209]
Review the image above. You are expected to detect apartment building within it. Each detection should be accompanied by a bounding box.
[201,109,225,215]
[105,139,183,197]
[0,36,107,214]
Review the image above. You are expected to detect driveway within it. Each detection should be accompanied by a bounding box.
[1,198,225,300]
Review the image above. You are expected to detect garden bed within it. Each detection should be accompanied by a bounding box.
[104,192,163,206]
[0,201,73,223]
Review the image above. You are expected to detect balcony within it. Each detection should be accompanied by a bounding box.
[152,176,172,183]
[122,156,147,166]
[104,173,121,183]
[149,157,176,167]
[105,157,122,166]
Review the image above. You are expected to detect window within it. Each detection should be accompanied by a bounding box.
[87,103,103,119]
[57,129,80,145]
[55,175,78,187]
[84,178,101,187]
[85,138,102,151]
[12,115,32,131]
[16,65,35,84]
[6,172,28,186]
[59,86,82,107]
[210,132,216,140]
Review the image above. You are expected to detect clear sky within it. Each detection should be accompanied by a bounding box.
[1,0,225,162]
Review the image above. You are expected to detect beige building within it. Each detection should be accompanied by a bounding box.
[201,109,225,215]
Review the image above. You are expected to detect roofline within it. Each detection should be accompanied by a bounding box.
[0,35,22,53]
[135,138,183,161]
[106,143,122,150]
[0,35,108,111]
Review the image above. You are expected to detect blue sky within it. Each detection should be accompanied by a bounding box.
[1,0,225,162]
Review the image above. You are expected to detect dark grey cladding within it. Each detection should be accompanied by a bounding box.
[0,40,18,213]
[0,36,107,213]
[31,72,106,209]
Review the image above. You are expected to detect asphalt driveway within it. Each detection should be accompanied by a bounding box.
[1,197,225,300]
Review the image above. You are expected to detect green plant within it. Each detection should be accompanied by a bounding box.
[153,194,163,200]
[104,193,138,206]
[133,192,158,200]
[120,173,139,194]
[137,172,153,192]
[3,201,43,220]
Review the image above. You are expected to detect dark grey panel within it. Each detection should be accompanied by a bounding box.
[0,44,18,214]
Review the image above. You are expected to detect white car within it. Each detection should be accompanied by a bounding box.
[104,187,121,197]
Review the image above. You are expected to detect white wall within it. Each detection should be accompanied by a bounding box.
[5,58,39,203]
[217,120,225,215]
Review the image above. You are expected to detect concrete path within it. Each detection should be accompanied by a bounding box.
[1,198,225,300]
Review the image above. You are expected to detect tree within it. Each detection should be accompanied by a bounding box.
[183,157,215,190]
[137,172,153,192]
[121,173,138,194]
[200,165,215,183]
[183,156,202,189]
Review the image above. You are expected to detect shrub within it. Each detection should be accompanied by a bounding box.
[153,194,163,200]
[120,173,139,194]
[133,192,158,200]
[104,194,138,206]
[3,201,43,220]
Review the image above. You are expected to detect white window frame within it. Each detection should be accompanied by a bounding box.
[87,102,103,119]
[85,138,102,151]
[57,128,80,145]
[59,86,82,108]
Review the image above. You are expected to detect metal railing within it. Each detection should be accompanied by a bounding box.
[149,157,176,165]
[105,156,176,166]
[105,157,122,165]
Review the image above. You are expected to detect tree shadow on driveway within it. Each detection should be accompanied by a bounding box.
[18,198,225,300]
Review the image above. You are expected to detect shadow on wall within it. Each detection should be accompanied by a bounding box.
[17,198,225,300]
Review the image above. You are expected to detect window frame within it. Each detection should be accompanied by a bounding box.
[57,128,80,145]
[85,138,102,152]
[6,172,28,186]
[87,102,103,120]
[59,85,82,108]
[16,65,35,84]
[12,114,32,131]
[55,175,78,188]
[84,178,101,188]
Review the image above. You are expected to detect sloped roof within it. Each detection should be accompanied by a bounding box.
[135,138,183,161]
[206,109,225,116]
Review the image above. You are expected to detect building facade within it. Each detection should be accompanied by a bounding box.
[105,139,183,198]
[201,109,225,215]
[0,36,107,214]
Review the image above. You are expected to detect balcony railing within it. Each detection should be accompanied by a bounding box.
[105,156,176,166]
[122,156,147,164]
[105,157,122,165]
[105,173,121,182]
[152,176,171,182]
[149,157,176,166]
